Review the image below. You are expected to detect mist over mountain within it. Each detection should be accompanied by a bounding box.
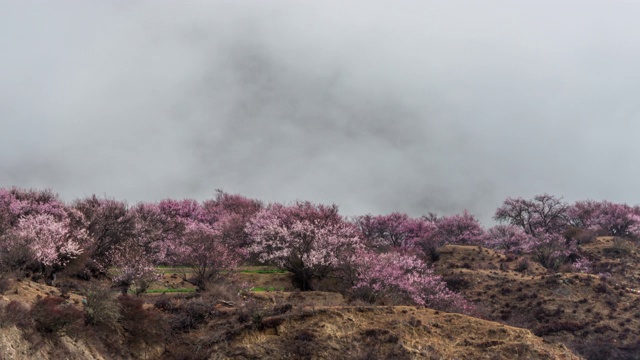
[3,1,640,224]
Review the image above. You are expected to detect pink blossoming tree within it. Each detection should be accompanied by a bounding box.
[523,233,577,271]
[6,214,85,275]
[349,250,474,314]
[429,210,486,246]
[247,202,362,290]
[354,213,436,251]
[202,191,262,259]
[568,200,640,238]
[0,188,67,235]
[484,224,534,254]
[72,196,137,276]
[153,198,243,291]
[171,219,241,291]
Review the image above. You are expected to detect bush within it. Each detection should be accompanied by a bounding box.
[533,321,586,336]
[603,238,633,259]
[82,284,121,331]
[0,300,31,328]
[236,299,259,321]
[170,298,212,332]
[154,295,177,312]
[568,341,634,360]
[118,295,168,346]
[443,275,471,292]
[30,296,83,334]
[563,227,596,245]
[0,238,35,274]
[0,276,10,294]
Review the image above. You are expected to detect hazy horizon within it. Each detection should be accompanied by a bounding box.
[3,1,640,224]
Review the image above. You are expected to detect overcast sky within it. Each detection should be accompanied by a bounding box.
[2,1,640,223]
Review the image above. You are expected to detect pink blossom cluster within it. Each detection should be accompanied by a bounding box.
[355,213,436,250]
[429,210,485,246]
[68,192,258,290]
[0,188,67,233]
[12,187,640,302]
[351,250,474,314]
[571,257,592,274]
[485,224,581,271]
[8,214,84,267]
[484,225,533,254]
[522,233,577,270]
[247,202,362,290]
[568,200,640,238]
[172,219,241,289]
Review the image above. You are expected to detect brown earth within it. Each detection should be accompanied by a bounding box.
[0,278,580,360]
[433,239,640,358]
[4,237,637,359]
[218,305,579,359]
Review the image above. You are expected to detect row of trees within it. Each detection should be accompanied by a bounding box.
[1,188,638,312]
[0,188,259,293]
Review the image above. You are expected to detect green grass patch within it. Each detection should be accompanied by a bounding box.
[250,286,285,292]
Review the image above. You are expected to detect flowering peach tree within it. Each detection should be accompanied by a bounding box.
[354,213,436,251]
[247,202,363,290]
[350,250,474,314]
[568,200,640,238]
[8,214,84,269]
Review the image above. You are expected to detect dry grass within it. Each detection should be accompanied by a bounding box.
[432,238,640,359]
[7,237,640,359]
[223,306,579,360]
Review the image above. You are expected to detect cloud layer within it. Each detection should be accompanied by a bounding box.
[2,1,640,223]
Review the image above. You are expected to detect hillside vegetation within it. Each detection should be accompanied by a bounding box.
[1,188,640,359]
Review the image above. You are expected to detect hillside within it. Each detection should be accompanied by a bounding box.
[433,239,640,359]
[4,189,640,359]
[0,277,579,360]
[5,238,640,359]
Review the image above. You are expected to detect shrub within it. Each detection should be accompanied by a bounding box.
[594,282,611,294]
[30,296,83,334]
[603,238,633,258]
[118,295,168,346]
[170,298,212,332]
[563,227,596,245]
[533,321,586,336]
[236,298,266,327]
[82,284,121,331]
[442,274,471,292]
[284,332,317,360]
[0,276,10,294]
[154,295,177,312]
[0,300,31,328]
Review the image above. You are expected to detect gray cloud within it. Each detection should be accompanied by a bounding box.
[3,0,640,224]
